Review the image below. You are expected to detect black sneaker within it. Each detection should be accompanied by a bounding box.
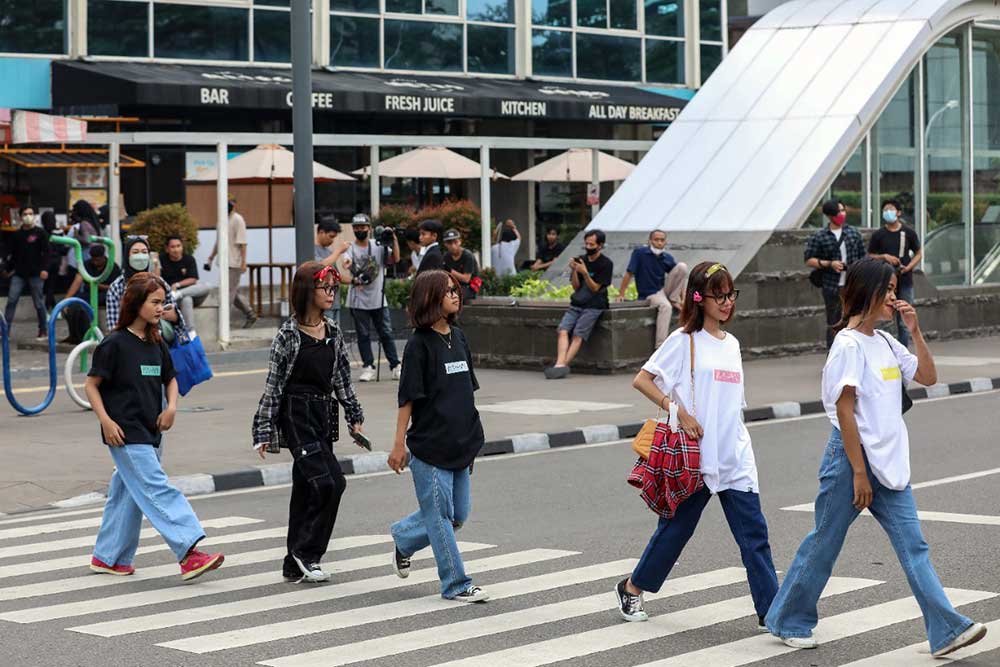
[290,553,329,583]
[757,615,769,633]
[392,547,410,579]
[243,314,258,329]
[452,585,489,603]
[615,577,649,622]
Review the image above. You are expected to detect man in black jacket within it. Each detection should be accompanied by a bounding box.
[2,206,50,339]
[416,219,445,274]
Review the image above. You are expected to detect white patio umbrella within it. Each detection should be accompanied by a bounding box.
[511,148,635,182]
[353,146,508,180]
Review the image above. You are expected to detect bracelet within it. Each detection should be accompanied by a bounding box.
[659,395,669,411]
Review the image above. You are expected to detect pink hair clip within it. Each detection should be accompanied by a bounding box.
[692,291,703,303]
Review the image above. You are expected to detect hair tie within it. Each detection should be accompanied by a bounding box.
[692,291,703,303]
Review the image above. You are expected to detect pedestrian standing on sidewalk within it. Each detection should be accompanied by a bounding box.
[415,219,445,274]
[805,199,866,350]
[764,257,986,657]
[616,229,689,348]
[2,205,50,340]
[868,199,922,348]
[160,235,210,336]
[85,273,224,581]
[387,270,489,603]
[207,199,257,329]
[252,261,367,583]
[490,219,521,277]
[107,237,185,336]
[615,262,778,629]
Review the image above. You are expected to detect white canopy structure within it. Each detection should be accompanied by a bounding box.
[511,148,635,183]
[190,143,354,183]
[353,146,508,180]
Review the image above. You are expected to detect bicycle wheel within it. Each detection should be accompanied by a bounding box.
[65,339,100,410]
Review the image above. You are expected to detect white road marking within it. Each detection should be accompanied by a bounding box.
[782,506,1000,526]
[0,516,105,541]
[838,618,1000,665]
[477,399,632,415]
[0,506,106,526]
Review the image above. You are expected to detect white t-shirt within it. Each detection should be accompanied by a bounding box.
[822,329,919,490]
[642,328,759,494]
[227,212,248,269]
[491,238,520,277]
[831,227,847,287]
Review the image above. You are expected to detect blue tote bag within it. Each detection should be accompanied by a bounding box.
[169,332,213,396]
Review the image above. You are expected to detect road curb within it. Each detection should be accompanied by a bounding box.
[43,375,1000,512]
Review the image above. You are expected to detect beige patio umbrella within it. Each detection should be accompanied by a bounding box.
[353,146,509,180]
[510,148,635,182]
[190,144,354,261]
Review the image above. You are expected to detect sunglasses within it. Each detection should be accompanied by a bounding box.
[708,290,740,305]
[126,234,149,242]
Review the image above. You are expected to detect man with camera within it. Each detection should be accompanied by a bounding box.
[345,214,401,382]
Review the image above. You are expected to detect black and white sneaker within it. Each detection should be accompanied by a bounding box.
[757,615,769,633]
[290,553,330,583]
[452,585,489,603]
[392,547,411,579]
[615,577,649,622]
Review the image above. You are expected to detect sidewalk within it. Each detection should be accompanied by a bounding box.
[1,335,998,513]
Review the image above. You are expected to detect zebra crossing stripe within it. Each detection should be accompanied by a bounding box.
[0,522,275,579]
[257,566,750,667]
[161,556,632,654]
[2,542,493,624]
[0,534,405,605]
[417,576,882,667]
[76,549,572,639]
[0,516,262,560]
[0,516,111,541]
[634,588,997,667]
[837,618,1000,665]
[0,506,105,526]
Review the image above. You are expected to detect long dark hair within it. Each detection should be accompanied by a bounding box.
[114,273,164,343]
[408,270,459,329]
[290,260,336,321]
[680,261,736,333]
[835,257,896,333]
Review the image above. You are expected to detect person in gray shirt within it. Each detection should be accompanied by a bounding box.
[314,217,350,325]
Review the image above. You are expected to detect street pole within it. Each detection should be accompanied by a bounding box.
[291,0,314,266]
[108,141,122,263]
[480,145,491,269]
[217,142,230,347]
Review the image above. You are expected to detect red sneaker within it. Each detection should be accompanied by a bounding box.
[179,549,224,581]
[90,557,135,576]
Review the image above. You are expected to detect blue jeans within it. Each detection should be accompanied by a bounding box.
[4,275,47,332]
[93,444,206,564]
[765,428,972,653]
[391,456,472,598]
[351,307,400,369]
[631,485,779,618]
[894,284,914,347]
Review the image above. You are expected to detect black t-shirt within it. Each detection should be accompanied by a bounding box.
[88,330,176,447]
[417,244,445,274]
[75,259,122,302]
[9,227,49,277]
[285,330,336,395]
[537,242,565,264]
[868,225,921,288]
[571,254,614,310]
[159,253,199,286]
[443,249,478,301]
[398,327,484,470]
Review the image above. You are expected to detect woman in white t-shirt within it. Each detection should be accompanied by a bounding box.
[764,257,986,657]
[614,262,778,629]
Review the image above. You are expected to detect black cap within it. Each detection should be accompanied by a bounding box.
[443,229,461,242]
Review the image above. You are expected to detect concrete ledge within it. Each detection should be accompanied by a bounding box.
[582,424,620,444]
[510,433,550,453]
[769,401,802,419]
[169,473,216,496]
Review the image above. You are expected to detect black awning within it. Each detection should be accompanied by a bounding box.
[52,61,688,123]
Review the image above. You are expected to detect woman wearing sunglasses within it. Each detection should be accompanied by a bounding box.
[615,262,779,630]
[387,270,489,603]
[252,262,368,583]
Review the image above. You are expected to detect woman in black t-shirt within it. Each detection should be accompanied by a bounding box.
[85,273,224,582]
[388,270,488,602]
[252,261,367,583]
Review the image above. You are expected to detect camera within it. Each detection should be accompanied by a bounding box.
[374,225,397,247]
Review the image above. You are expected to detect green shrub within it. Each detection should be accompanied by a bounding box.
[373,204,416,231]
[510,278,637,301]
[130,203,200,255]
[478,269,541,297]
[384,278,413,310]
[413,200,485,253]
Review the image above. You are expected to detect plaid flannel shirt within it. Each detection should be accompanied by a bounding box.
[106,274,187,335]
[804,225,866,292]
[628,421,704,519]
[252,316,364,453]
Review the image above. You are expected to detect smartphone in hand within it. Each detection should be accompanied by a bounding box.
[203,262,212,272]
[351,430,373,451]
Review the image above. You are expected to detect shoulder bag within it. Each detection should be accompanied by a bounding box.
[631,333,696,459]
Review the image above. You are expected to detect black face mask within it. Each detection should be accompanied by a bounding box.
[355,230,369,241]
[583,246,599,257]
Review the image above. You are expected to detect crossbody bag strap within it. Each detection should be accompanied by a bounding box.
[689,332,696,419]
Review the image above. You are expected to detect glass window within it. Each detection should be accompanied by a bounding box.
[468,25,514,74]
[532,0,570,27]
[254,9,290,63]
[576,0,606,28]
[645,0,683,38]
[645,39,684,84]
[700,0,722,42]
[972,27,1000,285]
[609,0,636,30]
[873,72,917,229]
[577,33,640,81]
[467,0,514,23]
[0,0,65,54]
[330,15,379,68]
[807,143,864,228]
[332,0,379,12]
[700,43,723,81]
[532,29,572,77]
[89,0,148,57]
[255,0,289,5]
[386,0,421,13]
[154,4,248,61]
[425,0,458,15]
[383,19,462,72]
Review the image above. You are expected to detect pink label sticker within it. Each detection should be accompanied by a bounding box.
[714,369,741,384]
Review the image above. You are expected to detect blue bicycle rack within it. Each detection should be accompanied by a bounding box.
[1,297,93,416]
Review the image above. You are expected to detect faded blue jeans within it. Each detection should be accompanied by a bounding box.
[391,455,472,598]
[4,275,47,332]
[765,428,973,653]
[93,444,205,565]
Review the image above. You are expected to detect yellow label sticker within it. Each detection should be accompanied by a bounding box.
[881,367,902,381]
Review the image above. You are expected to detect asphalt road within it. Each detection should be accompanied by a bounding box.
[0,390,998,667]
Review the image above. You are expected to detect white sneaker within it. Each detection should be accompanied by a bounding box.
[932,622,987,657]
[290,554,330,583]
[780,636,818,649]
[358,366,376,382]
[392,366,401,381]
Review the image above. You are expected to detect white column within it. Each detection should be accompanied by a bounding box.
[480,145,492,269]
[526,148,536,260]
[370,145,380,218]
[69,0,87,58]
[590,148,600,220]
[916,59,927,272]
[685,0,700,87]
[217,142,230,347]
[314,0,330,67]
[961,23,974,285]
[108,142,122,263]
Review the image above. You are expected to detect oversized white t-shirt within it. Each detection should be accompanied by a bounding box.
[642,328,759,494]
[490,238,520,277]
[822,329,919,490]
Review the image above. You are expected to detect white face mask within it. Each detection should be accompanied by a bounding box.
[129,253,150,272]
[21,214,35,226]
[649,246,665,256]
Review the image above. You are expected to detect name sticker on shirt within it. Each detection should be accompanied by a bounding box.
[444,360,469,375]
[140,365,161,377]
[714,370,741,384]
[881,367,901,381]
